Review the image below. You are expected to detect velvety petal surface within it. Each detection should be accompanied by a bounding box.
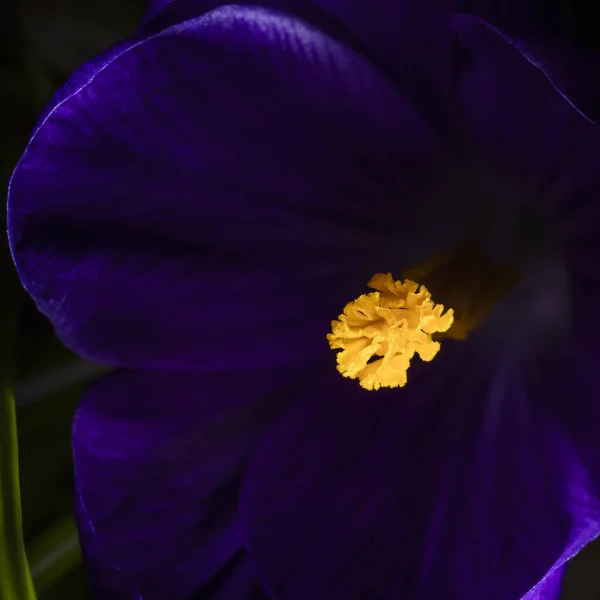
[141,0,455,129]
[242,335,600,600]
[73,364,318,599]
[9,5,455,370]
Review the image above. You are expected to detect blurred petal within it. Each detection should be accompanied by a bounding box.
[141,0,455,128]
[458,0,571,37]
[514,39,600,127]
[9,6,451,370]
[194,551,271,600]
[524,339,600,498]
[73,364,316,599]
[452,16,600,268]
[242,340,599,600]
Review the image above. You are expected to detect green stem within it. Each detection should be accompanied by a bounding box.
[0,387,37,600]
[0,256,36,599]
[28,514,81,591]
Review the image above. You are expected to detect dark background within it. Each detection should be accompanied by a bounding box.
[1,1,600,598]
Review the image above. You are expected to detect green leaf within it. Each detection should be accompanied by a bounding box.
[27,514,82,592]
[0,388,37,600]
[1,233,36,599]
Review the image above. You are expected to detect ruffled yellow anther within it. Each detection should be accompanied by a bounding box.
[327,274,454,390]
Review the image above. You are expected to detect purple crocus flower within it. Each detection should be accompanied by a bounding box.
[7,1,600,599]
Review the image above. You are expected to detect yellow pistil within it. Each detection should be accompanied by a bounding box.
[327,274,454,390]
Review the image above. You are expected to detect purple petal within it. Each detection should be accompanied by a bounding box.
[524,338,600,497]
[451,16,600,358]
[72,364,315,599]
[458,0,571,37]
[513,39,600,127]
[452,16,600,271]
[141,0,455,128]
[522,567,564,600]
[241,341,599,600]
[198,552,272,600]
[9,5,448,370]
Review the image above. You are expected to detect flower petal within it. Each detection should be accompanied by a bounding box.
[452,15,600,358]
[524,337,600,494]
[452,15,600,287]
[241,342,599,600]
[513,39,600,127]
[141,0,455,129]
[9,5,449,370]
[73,364,315,599]
[197,551,272,600]
[458,0,571,37]
[522,567,564,600]
[452,15,600,222]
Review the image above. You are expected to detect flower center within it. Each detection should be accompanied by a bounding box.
[327,244,521,390]
[326,274,454,390]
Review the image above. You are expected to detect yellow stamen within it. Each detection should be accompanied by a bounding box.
[327,274,454,390]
